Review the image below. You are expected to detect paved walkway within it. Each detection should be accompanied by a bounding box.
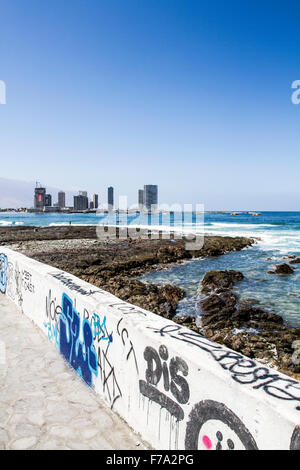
[0,295,148,450]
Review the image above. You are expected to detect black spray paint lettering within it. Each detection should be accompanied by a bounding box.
[139,345,190,421]
[148,324,300,410]
[97,344,122,409]
[108,302,147,317]
[117,318,139,373]
[46,289,62,322]
[21,270,35,293]
[49,271,104,296]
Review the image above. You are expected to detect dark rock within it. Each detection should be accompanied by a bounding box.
[158,284,185,312]
[289,258,300,265]
[200,291,238,315]
[174,315,195,325]
[232,305,283,326]
[269,263,294,275]
[201,270,244,293]
[242,298,260,305]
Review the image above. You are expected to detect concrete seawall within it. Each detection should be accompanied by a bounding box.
[1,247,300,450]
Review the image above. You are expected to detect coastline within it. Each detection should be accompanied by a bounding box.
[2,225,300,379]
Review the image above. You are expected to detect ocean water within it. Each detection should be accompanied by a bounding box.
[1,211,300,327]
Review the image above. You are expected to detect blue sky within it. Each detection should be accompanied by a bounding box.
[0,0,299,210]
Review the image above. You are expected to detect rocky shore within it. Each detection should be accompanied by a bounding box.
[2,225,253,319]
[177,269,300,378]
[3,225,300,377]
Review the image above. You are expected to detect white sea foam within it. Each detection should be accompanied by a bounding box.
[0,220,12,226]
[0,220,24,226]
[205,222,276,229]
[48,223,96,227]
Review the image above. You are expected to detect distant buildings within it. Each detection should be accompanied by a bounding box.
[58,191,65,208]
[74,192,88,211]
[143,185,158,211]
[34,183,46,210]
[44,194,52,207]
[138,189,144,209]
[33,183,57,212]
[92,194,99,209]
[32,183,158,213]
[108,186,114,211]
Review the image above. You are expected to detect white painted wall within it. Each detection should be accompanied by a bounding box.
[1,247,300,450]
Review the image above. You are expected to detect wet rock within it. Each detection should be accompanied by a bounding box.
[104,278,185,320]
[201,270,244,293]
[158,284,185,313]
[200,291,238,316]
[157,246,190,264]
[289,258,300,265]
[242,298,260,305]
[232,304,283,325]
[194,267,300,377]
[269,263,294,275]
[173,315,195,325]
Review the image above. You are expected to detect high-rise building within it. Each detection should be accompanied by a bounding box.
[58,191,66,208]
[34,183,46,210]
[92,194,99,209]
[74,192,88,211]
[44,194,52,207]
[143,185,158,211]
[138,189,144,210]
[108,187,114,211]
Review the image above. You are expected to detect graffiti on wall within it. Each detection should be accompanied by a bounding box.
[139,345,190,422]
[148,324,300,411]
[59,293,98,387]
[49,271,107,297]
[117,318,139,374]
[5,261,23,307]
[3,251,299,450]
[44,289,120,406]
[94,314,113,344]
[0,254,7,294]
[185,400,258,450]
[22,270,35,293]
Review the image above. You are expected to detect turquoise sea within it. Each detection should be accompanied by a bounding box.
[1,211,300,327]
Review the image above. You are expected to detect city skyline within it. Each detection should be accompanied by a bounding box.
[31,181,159,212]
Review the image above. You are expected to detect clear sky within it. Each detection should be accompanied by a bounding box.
[0,0,300,210]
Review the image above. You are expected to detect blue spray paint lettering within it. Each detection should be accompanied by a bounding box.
[94,314,113,344]
[0,254,8,294]
[59,293,98,387]
[44,321,59,347]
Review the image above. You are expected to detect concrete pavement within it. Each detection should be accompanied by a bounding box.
[0,295,149,450]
